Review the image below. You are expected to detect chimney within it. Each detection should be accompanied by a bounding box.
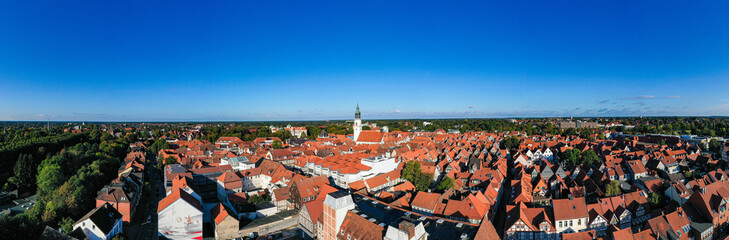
[399,221,416,239]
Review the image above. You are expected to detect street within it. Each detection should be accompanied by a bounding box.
[126,158,164,240]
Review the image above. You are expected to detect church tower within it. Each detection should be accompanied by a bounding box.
[353,103,362,141]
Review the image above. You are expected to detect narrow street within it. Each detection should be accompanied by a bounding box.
[126,156,163,240]
[492,150,514,239]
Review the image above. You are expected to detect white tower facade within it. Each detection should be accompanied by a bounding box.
[353,104,362,141]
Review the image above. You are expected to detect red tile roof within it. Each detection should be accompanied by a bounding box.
[210,203,235,225]
[393,181,415,192]
[411,191,442,211]
[563,230,596,240]
[338,211,385,240]
[158,187,202,212]
[356,130,384,143]
[552,197,588,221]
[273,187,291,202]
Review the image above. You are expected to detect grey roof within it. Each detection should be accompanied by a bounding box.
[39,226,79,240]
[691,221,713,233]
[351,194,479,240]
[166,164,187,173]
[324,191,354,209]
[73,203,122,235]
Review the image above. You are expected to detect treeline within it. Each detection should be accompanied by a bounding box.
[0,136,128,239]
[0,127,53,143]
[200,126,294,142]
[0,133,87,189]
[614,117,729,137]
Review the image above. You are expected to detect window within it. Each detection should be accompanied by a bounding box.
[578,219,581,225]
[570,220,573,227]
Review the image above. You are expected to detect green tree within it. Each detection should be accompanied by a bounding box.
[560,148,581,166]
[41,201,57,222]
[37,164,64,195]
[502,136,520,150]
[150,138,170,153]
[100,132,114,142]
[402,161,422,183]
[248,194,266,205]
[564,128,578,136]
[164,156,178,165]
[402,161,432,191]
[60,217,74,234]
[111,235,130,240]
[648,192,663,207]
[362,126,371,130]
[606,180,621,196]
[660,139,667,146]
[272,140,283,149]
[124,133,138,143]
[597,132,606,140]
[581,149,599,165]
[709,139,723,157]
[437,177,455,191]
[13,153,36,191]
[414,173,433,192]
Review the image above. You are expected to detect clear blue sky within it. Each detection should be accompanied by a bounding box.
[1,1,728,121]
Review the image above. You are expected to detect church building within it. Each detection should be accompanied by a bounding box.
[352,104,385,145]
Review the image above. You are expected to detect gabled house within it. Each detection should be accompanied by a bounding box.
[411,191,442,216]
[552,197,589,233]
[210,203,239,240]
[158,188,203,240]
[504,203,557,240]
[95,176,141,223]
[72,203,123,240]
[586,203,609,236]
[665,182,693,205]
[686,180,729,232]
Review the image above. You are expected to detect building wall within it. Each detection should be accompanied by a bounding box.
[73,217,122,240]
[158,200,203,240]
[96,200,132,223]
[237,213,298,237]
[298,205,316,238]
[555,217,588,233]
[214,216,240,240]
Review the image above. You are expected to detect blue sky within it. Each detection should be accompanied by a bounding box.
[1,1,728,121]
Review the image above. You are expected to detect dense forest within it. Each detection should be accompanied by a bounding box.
[0,132,88,190]
[0,130,128,239]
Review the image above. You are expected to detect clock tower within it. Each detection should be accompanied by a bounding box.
[353,104,362,141]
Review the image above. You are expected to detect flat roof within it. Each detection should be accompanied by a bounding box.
[239,209,298,229]
[351,194,479,240]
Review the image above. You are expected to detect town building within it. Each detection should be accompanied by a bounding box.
[71,203,123,240]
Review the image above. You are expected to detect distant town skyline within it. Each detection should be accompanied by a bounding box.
[1,1,729,121]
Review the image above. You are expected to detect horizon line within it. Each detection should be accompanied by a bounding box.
[2,115,728,123]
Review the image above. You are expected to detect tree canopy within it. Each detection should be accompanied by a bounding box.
[272,140,283,149]
[402,161,433,192]
[437,177,455,191]
[581,149,600,165]
[502,136,520,150]
[560,148,582,166]
[606,180,621,196]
